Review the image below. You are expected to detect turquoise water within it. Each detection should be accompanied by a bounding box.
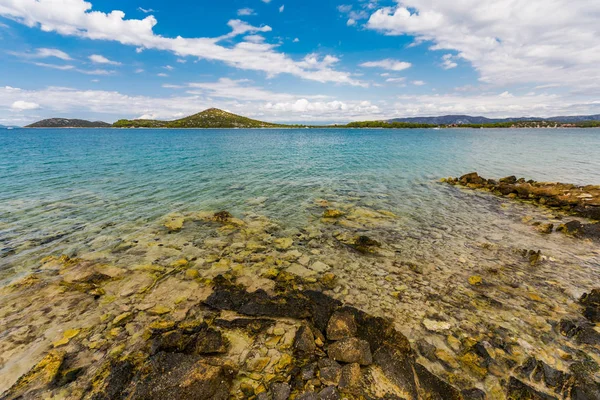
[1,128,599,282]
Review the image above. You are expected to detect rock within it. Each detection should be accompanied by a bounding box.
[323,209,344,219]
[300,362,317,380]
[3,350,65,397]
[422,319,452,332]
[317,358,342,385]
[462,388,487,400]
[309,261,331,273]
[270,382,291,400]
[147,305,171,315]
[191,328,229,354]
[213,211,232,223]
[317,386,340,400]
[328,337,372,365]
[295,325,316,354]
[129,352,234,399]
[460,172,484,185]
[326,311,357,340]
[274,237,293,250]
[537,223,554,234]
[499,176,517,184]
[351,235,380,253]
[338,363,361,389]
[164,216,184,232]
[580,288,600,322]
[468,276,483,286]
[112,312,134,327]
[506,376,557,400]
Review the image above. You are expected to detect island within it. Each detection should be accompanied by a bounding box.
[26,118,112,128]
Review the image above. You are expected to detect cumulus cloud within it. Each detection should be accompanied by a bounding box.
[11,100,40,110]
[366,0,600,89]
[360,59,411,71]
[89,54,121,65]
[441,54,457,70]
[0,0,363,86]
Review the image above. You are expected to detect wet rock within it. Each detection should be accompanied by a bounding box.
[317,386,340,400]
[506,376,557,400]
[500,175,517,184]
[309,261,331,273]
[416,339,437,361]
[580,288,600,322]
[295,325,316,355]
[351,235,380,253]
[537,223,554,234]
[190,327,229,354]
[422,318,452,332]
[129,352,235,399]
[300,362,317,380]
[323,209,344,219]
[462,388,487,400]
[328,337,372,365]
[270,382,291,400]
[89,359,135,400]
[338,363,361,390]
[414,363,463,399]
[559,318,600,346]
[460,172,484,185]
[326,311,357,341]
[558,220,600,240]
[3,350,65,398]
[213,211,232,223]
[317,358,341,385]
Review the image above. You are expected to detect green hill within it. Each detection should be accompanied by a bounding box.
[113,108,284,128]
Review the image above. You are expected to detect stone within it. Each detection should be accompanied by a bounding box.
[323,209,344,219]
[274,238,293,250]
[309,261,331,273]
[185,269,199,280]
[129,352,235,399]
[164,216,184,232]
[326,311,357,340]
[317,386,340,400]
[297,393,318,400]
[338,363,361,389]
[506,376,557,400]
[328,338,372,365]
[295,325,316,355]
[537,223,554,234]
[580,288,600,323]
[270,382,291,400]
[147,305,171,315]
[213,211,232,223]
[351,235,380,253]
[468,275,483,285]
[317,358,342,385]
[422,319,452,332]
[112,312,134,327]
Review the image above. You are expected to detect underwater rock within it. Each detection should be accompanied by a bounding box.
[128,352,235,400]
[327,337,373,365]
[557,220,600,241]
[323,209,344,219]
[213,211,233,223]
[580,288,600,323]
[350,235,381,254]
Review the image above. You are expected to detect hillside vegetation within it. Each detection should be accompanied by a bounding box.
[113,108,284,128]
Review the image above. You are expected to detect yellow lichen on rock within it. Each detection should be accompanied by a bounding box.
[468,276,483,285]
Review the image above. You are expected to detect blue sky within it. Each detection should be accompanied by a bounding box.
[1,0,599,125]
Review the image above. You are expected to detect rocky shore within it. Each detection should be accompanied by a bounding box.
[443,173,600,241]
[2,195,600,399]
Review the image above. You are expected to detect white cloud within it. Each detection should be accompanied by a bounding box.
[360,59,411,71]
[163,65,174,71]
[157,73,168,77]
[176,58,186,63]
[34,62,74,70]
[293,38,299,43]
[10,47,72,60]
[441,54,457,70]
[347,19,356,26]
[77,69,114,75]
[366,0,600,89]
[134,68,144,73]
[279,5,284,13]
[412,80,426,86]
[386,77,405,83]
[137,7,155,14]
[0,0,363,86]
[261,0,272,3]
[89,54,121,65]
[237,8,255,16]
[11,100,40,111]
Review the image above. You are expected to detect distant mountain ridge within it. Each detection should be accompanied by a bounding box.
[26,118,111,128]
[113,108,283,128]
[387,114,600,125]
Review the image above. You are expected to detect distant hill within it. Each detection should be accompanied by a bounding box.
[387,114,600,125]
[113,108,283,128]
[26,118,111,128]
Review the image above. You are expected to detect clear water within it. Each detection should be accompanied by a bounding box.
[2,128,600,396]
[1,128,600,282]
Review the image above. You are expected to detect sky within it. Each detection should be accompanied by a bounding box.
[1,0,600,125]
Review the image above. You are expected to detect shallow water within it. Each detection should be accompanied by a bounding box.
[1,128,599,282]
[1,128,600,397]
